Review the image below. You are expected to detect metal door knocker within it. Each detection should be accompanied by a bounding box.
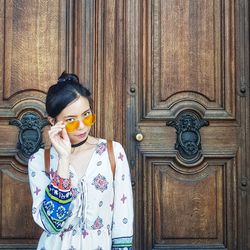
[167,110,209,165]
[9,112,49,165]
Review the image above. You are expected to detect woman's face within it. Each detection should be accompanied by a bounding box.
[56,96,93,144]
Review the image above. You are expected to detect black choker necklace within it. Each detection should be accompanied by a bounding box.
[71,137,88,148]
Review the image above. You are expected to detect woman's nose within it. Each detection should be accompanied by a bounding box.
[78,119,86,129]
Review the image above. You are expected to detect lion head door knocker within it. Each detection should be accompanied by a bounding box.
[167,111,209,165]
[9,112,49,165]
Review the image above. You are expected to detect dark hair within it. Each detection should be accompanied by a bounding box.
[46,72,93,118]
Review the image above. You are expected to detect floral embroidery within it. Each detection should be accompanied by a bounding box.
[91,216,104,230]
[56,206,67,219]
[121,194,127,203]
[31,171,36,177]
[59,225,73,241]
[96,142,107,155]
[82,229,88,238]
[97,161,102,166]
[122,174,125,181]
[118,152,124,161]
[71,187,79,199]
[49,168,56,179]
[92,174,109,192]
[99,201,103,207]
[62,179,71,189]
[32,207,37,214]
[110,202,114,211]
[44,201,54,215]
[123,218,128,224]
[34,186,41,196]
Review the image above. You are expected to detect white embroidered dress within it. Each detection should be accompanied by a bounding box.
[28,139,133,250]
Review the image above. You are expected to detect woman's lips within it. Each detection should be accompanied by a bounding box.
[75,132,87,139]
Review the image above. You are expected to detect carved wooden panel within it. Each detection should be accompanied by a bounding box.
[0,0,71,248]
[1,173,42,239]
[142,0,236,119]
[143,158,236,248]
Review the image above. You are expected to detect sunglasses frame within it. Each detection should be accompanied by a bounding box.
[65,114,96,133]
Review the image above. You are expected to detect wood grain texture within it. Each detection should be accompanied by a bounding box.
[129,0,247,249]
[0,0,70,248]
[0,0,249,249]
[93,0,126,144]
[1,172,42,240]
[142,0,236,120]
[3,0,67,100]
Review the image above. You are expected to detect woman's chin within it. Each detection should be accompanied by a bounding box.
[70,133,88,145]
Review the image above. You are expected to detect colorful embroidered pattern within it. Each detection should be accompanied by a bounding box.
[91,216,104,230]
[56,206,67,219]
[112,236,133,248]
[44,200,55,215]
[28,140,134,248]
[41,173,73,233]
[71,187,79,199]
[51,172,71,190]
[92,174,109,192]
[96,142,107,155]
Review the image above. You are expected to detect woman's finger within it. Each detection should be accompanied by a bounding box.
[61,127,70,141]
[48,129,63,138]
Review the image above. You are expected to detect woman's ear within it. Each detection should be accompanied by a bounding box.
[48,116,55,126]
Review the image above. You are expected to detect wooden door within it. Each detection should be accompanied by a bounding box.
[0,0,72,248]
[0,0,249,250]
[0,0,127,248]
[124,0,250,249]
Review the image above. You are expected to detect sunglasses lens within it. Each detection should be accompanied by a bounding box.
[83,114,96,126]
[65,120,79,132]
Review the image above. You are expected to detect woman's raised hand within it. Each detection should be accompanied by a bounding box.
[48,121,71,160]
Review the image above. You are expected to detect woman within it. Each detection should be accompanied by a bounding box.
[28,72,133,250]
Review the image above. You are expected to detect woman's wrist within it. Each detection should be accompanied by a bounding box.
[57,157,70,179]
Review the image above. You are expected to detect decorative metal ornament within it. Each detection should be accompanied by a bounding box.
[167,111,209,165]
[9,112,49,165]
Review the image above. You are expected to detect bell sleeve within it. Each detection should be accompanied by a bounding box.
[111,142,134,249]
[28,148,72,234]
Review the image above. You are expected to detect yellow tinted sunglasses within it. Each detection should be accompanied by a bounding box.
[65,114,96,133]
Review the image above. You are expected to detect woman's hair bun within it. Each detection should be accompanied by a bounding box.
[58,71,79,84]
[46,71,93,117]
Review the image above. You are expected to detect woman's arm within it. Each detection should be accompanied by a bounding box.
[28,149,72,234]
